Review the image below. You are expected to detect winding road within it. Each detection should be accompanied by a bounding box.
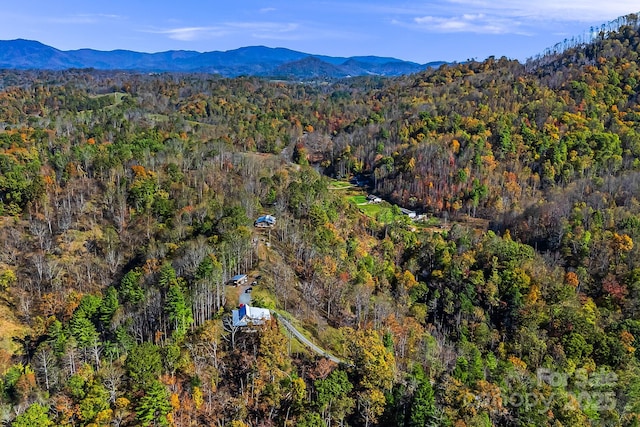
[273,313,352,366]
[236,279,350,365]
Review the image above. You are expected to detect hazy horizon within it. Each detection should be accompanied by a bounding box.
[0,1,638,64]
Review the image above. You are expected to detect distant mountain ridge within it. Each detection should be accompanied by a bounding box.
[0,39,445,78]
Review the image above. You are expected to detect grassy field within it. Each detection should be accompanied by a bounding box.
[351,194,367,204]
[113,92,127,103]
[328,180,353,190]
[330,179,387,219]
[347,194,387,219]
[358,203,386,219]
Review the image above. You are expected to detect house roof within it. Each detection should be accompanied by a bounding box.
[255,214,276,224]
[232,304,271,327]
[399,207,416,216]
[231,274,247,281]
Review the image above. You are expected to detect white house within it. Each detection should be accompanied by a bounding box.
[230,274,248,286]
[366,194,382,203]
[232,304,271,327]
[399,207,417,219]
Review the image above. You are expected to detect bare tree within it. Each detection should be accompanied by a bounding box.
[62,338,80,377]
[33,345,58,391]
[222,314,241,351]
[90,338,102,369]
[100,363,124,403]
[105,248,122,275]
[29,219,51,251]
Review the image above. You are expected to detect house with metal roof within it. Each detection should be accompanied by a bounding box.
[232,304,271,327]
[399,207,417,219]
[230,274,248,286]
[254,214,276,228]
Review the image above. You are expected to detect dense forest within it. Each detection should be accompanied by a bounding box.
[2,13,640,427]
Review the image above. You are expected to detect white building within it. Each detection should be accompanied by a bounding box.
[399,207,417,219]
[232,304,271,327]
[230,274,248,286]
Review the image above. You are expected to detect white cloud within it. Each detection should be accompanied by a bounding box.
[447,0,638,22]
[260,8,277,14]
[412,13,521,34]
[392,0,637,35]
[147,22,299,42]
[45,13,126,25]
[157,27,228,41]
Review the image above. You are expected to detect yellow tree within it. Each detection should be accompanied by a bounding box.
[347,328,395,426]
[253,319,292,420]
[611,232,633,264]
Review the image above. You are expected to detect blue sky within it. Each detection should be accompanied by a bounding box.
[1,1,638,63]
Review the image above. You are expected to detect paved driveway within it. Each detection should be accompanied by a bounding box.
[239,286,252,306]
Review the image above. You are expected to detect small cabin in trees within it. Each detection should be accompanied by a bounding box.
[254,214,276,228]
[367,194,382,203]
[232,304,271,327]
[230,274,248,286]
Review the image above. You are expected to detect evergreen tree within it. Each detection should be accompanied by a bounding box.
[120,268,144,305]
[408,365,435,427]
[315,369,354,424]
[125,342,162,391]
[165,281,193,338]
[99,286,119,329]
[158,262,177,288]
[70,315,99,349]
[136,379,172,426]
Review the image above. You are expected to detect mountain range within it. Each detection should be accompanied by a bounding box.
[0,39,445,79]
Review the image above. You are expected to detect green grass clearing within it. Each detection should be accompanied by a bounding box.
[328,180,353,189]
[346,193,387,219]
[350,195,367,204]
[113,92,127,104]
[358,202,386,219]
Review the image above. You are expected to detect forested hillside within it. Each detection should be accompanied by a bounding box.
[2,14,640,427]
